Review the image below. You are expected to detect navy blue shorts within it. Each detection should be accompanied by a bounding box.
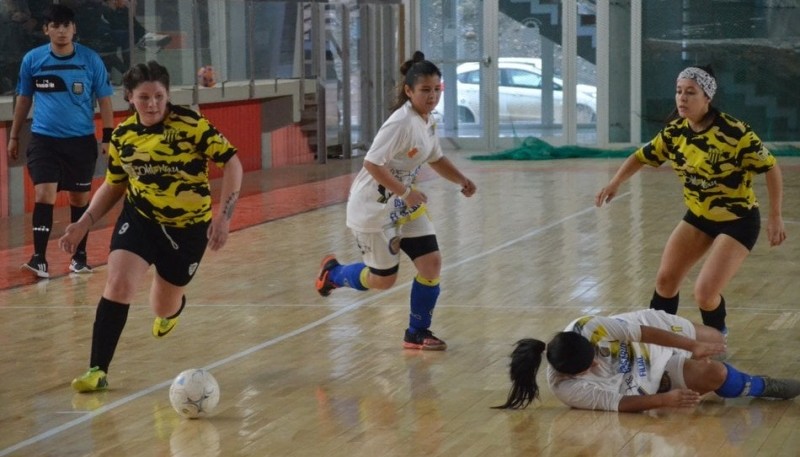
[682,208,760,251]
[110,201,210,286]
[26,133,98,192]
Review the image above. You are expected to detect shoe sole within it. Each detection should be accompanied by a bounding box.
[153,325,177,338]
[21,263,49,279]
[72,379,108,393]
[70,265,93,274]
[315,255,337,297]
[402,341,448,351]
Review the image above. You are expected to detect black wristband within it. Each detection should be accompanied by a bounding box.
[102,128,113,143]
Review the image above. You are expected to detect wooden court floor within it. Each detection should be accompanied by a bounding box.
[0,154,798,457]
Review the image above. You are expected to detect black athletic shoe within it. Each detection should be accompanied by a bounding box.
[70,253,93,274]
[760,377,800,400]
[21,254,49,279]
[403,328,447,351]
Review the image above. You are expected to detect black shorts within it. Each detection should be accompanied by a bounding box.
[110,201,210,286]
[26,133,98,192]
[682,208,760,251]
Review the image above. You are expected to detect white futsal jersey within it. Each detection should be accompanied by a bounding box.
[546,309,695,411]
[346,101,443,232]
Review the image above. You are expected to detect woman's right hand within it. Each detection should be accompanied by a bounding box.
[404,188,428,207]
[595,183,619,207]
[59,220,91,255]
[7,138,18,160]
[661,389,701,408]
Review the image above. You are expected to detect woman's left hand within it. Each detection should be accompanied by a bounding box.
[207,218,231,251]
[767,215,786,247]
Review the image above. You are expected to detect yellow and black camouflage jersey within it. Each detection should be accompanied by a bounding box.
[634,110,776,222]
[107,104,237,227]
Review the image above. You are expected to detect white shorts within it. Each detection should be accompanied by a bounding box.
[621,309,696,392]
[353,212,436,270]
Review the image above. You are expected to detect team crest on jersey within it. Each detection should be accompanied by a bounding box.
[707,148,721,164]
[163,128,177,144]
[407,147,418,158]
[72,82,85,95]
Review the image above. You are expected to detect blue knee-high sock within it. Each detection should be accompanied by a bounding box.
[329,262,369,291]
[408,275,440,333]
[715,363,765,397]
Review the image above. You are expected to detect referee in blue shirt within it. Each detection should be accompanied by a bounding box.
[7,4,114,279]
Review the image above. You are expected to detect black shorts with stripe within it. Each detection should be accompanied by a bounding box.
[26,133,98,192]
[110,201,210,286]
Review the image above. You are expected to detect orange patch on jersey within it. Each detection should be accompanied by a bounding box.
[407,147,418,158]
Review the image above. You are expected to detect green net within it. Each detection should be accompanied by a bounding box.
[470,137,634,161]
[771,145,800,157]
[470,137,800,161]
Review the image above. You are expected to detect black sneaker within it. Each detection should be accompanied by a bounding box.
[760,377,800,400]
[315,255,340,297]
[69,254,93,274]
[403,328,447,351]
[21,254,49,279]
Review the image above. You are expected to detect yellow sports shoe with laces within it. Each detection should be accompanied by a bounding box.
[72,366,108,393]
[152,295,185,338]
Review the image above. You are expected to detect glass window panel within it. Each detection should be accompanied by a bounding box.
[641,1,800,141]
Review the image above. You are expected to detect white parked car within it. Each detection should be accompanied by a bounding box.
[435,58,597,124]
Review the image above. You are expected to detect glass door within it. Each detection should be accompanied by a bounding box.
[419,0,600,151]
[420,0,499,151]
[492,0,597,148]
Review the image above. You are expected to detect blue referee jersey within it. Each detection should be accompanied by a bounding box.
[17,42,113,138]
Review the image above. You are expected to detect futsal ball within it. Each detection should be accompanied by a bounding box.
[169,368,220,419]
[197,65,216,87]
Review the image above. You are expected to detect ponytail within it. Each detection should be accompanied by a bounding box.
[492,338,546,409]
[493,331,595,410]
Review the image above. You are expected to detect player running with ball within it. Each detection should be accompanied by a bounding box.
[62,61,243,392]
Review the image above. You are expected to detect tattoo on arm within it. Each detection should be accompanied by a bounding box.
[223,191,239,221]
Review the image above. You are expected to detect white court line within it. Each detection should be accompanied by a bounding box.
[6,302,798,312]
[0,199,608,457]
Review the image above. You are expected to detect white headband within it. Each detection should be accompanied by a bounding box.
[677,67,717,100]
